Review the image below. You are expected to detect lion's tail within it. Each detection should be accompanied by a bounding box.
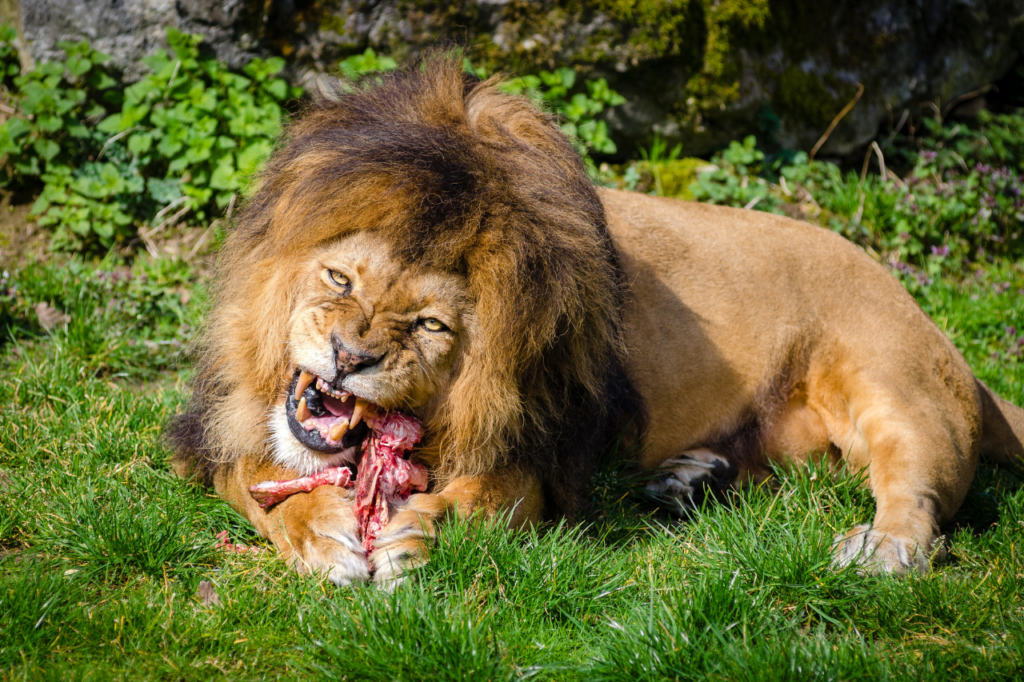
[977,379,1024,464]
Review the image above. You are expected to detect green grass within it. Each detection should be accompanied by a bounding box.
[1,256,1023,681]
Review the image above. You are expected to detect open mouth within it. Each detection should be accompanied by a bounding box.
[285,370,376,453]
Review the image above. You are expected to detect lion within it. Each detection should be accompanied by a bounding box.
[170,56,1024,585]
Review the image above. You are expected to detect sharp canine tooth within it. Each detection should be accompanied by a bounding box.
[330,422,348,441]
[296,397,311,422]
[350,399,368,428]
[294,371,315,401]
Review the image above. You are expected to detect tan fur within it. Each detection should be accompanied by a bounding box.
[609,191,1023,572]
[171,57,1024,584]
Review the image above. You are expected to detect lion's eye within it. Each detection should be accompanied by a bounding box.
[324,269,351,291]
[421,318,447,332]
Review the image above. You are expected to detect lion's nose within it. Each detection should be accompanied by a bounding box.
[332,338,382,375]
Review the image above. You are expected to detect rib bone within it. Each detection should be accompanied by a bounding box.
[248,466,353,508]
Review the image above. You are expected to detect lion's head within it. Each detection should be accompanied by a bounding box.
[171,56,642,516]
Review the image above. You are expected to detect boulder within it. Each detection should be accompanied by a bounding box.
[6,0,1024,157]
[11,0,270,81]
[299,0,1024,158]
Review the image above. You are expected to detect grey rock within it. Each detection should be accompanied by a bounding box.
[10,0,1024,157]
[19,0,269,81]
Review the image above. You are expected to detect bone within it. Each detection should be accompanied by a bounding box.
[296,396,311,422]
[294,371,315,401]
[350,399,369,428]
[248,466,354,508]
[330,422,348,442]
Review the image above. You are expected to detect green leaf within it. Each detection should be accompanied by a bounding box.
[66,55,92,77]
[33,138,61,161]
[168,156,189,174]
[128,132,153,155]
[264,78,287,100]
[66,120,90,138]
[88,70,117,90]
[209,156,238,190]
[36,115,63,133]
[96,113,123,134]
[147,177,182,204]
[14,156,40,175]
[264,57,286,75]
[92,219,115,239]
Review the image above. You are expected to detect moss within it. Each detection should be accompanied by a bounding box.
[614,158,708,198]
[314,0,778,130]
[651,157,708,199]
[774,66,857,129]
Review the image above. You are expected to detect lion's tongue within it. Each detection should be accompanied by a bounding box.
[322,394,349,416]
[301,395,372,445]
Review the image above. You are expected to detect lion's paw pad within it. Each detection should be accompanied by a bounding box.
[646,450,736,516]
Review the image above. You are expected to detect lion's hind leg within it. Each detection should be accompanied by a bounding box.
[646,449,738,516]
[828,377,980,574]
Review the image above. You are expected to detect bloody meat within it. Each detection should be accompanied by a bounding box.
[248,412,427,553]
[353,412,428,552]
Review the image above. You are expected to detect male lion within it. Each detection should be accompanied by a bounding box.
[170,57,1024,585]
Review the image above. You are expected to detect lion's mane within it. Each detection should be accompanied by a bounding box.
[170,56,644,516]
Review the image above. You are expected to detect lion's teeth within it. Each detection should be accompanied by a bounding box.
[294,371,315,401]
[329,422,348,441]
[296,397,311,422]
[340,391,351,403]
[350,399,368,428]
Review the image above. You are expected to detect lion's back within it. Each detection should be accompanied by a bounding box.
[600,188,978,467]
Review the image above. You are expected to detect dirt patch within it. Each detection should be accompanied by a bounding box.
[0,189,221,276]
[0,192,47,269]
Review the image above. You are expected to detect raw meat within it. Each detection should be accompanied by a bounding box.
[248,411,427,553]
[249,466,354,508]
[354,412,428,552]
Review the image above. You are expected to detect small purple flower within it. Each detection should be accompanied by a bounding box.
[930,244,950,257]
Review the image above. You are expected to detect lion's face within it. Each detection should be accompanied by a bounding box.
[270,230,474,471]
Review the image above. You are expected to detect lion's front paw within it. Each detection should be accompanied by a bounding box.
[832,524,944,575]
[274,485,370,585]
[368,493,445,588]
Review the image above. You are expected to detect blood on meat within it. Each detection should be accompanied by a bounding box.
[248,412,427,553]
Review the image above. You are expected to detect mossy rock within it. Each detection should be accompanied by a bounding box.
[18,0,1024,159]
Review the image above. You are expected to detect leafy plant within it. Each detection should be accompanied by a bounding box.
[0,23,21,89]
[639,134,682,196]
[0,27,302,250]
[337,48,398,81]
[502,66,626,158]
[689,135,781,212]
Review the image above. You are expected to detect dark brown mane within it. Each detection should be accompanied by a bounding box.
[171,54,645,517]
